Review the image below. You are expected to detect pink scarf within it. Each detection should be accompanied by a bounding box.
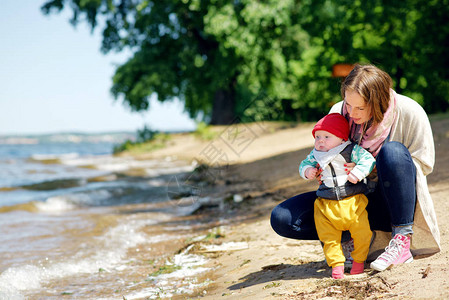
[342,90,397,157]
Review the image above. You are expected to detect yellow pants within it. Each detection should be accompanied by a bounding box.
[314,194,371,268]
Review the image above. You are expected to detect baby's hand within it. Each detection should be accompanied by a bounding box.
[305,167,318,179]
[347,172,359,184]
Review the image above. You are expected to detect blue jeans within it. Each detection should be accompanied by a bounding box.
[270,142,417,240]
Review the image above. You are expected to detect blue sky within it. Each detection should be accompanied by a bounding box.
[0,1,196,135]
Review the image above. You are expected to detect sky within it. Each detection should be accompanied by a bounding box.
[0,1,196,135]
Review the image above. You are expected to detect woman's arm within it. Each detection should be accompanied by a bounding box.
[394,94,435,176]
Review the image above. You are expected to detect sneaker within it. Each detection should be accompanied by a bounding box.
[370,234,413,272]
[342,238,354,266]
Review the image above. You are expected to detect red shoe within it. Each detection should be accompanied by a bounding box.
[350,261,365,275]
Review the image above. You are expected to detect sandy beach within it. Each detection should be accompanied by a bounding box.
[127,115,449,299]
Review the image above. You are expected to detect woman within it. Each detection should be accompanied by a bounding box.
[270,63,440,272]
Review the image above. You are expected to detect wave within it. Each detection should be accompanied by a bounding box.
[0,177,104,194]
[0,190,121,214]
[124,244,210,299]
[29,152,196,177]
[27,153,79,165]
[1,150,196,198]
[0,216,158,299]
[21,178,87,191]
[0,180,173,213]
[0,196,85,214]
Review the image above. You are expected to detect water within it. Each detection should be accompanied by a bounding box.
[0,140,211,299]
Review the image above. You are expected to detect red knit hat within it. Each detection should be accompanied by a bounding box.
[312,113,349,141]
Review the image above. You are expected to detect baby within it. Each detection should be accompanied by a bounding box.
[299,113,376,279]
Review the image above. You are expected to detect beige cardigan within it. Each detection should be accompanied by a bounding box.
[330,91,441,259]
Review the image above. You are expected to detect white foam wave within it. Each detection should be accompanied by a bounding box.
[0,217,157,299]
[146,178,167,186]
[30,153,79,161]
[34,189,114,212]
[34,196,78,212]
[124,245,210,300]
[60,155,195,176]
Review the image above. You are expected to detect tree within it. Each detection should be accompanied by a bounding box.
[41,0,340,124]
[41,0,448,125]
[407,0,449,113]
[295,0,449,113]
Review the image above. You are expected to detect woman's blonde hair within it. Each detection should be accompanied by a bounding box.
[341,64,393,125]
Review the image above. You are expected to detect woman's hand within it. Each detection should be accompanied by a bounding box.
[315,164,323,184]
[344,162,356,175]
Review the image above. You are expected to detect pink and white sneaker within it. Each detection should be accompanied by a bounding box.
[370,234,413,272]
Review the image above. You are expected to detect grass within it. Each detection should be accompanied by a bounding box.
[240,259,251,267]
[148,262,182,278]
[203,227,225,241]
[147,256,185,278]
[263,282,281,289]
[113,132,171,154]
[149,264,182,277]
[194,122,219,141]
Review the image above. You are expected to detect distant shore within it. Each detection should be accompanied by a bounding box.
[0,131,137,145]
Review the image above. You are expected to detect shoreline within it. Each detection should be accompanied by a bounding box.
[3,117,446,299]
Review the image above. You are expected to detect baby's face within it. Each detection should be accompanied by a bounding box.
[314,130,345,152]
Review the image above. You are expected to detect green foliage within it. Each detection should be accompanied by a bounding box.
[193,121,218,140]
[203,227,225,240]
[263,282,281,289]
[42,0,449,124]
[112,126,170,154]
[148,263,181,277]
[112,140,134,154]
[294,0,449,114]
[136,125,158,143]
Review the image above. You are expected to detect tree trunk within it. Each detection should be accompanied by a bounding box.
[210,86,236,125]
